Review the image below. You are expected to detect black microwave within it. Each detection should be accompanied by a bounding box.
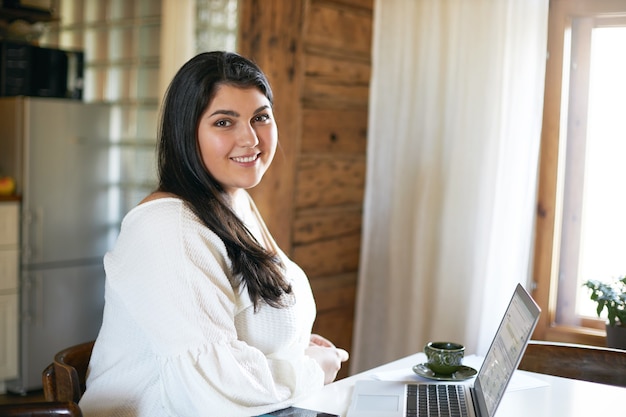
[0,41,84,100]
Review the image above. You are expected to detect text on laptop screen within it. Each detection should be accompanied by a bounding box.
[477,292,539,416]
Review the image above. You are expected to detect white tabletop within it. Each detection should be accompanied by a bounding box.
[294,352,626,416]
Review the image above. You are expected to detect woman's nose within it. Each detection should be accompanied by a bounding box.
[238,124,259,148]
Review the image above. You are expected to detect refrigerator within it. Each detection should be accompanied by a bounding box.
[0,96,112,393]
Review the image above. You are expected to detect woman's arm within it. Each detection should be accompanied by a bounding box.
[306,334,349,384]
[105,200,325,415]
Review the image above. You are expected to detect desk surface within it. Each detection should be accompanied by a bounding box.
[295,352,625,416]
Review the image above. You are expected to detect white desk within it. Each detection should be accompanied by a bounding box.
[295,352,625,416]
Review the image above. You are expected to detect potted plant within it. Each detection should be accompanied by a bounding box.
[583,276,626,350]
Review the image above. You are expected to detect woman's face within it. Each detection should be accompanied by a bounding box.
[197,84,277,195]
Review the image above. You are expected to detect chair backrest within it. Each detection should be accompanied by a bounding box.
[0,401,83,417]
[42,341,95,403]
[518,340,626,387]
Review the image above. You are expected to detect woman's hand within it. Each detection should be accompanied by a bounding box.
[306,334,349,384]
[309,333,335,348]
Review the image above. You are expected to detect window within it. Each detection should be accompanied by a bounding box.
[41,0,162,246]
[40,0,239,237]
[532,0,626,344]
[196,0,238,53]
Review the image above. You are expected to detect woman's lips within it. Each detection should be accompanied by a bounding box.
[231,153,259,163]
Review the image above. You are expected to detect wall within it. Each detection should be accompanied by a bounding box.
[238,0,373,378]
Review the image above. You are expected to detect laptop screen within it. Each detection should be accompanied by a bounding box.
[473,284,541,417]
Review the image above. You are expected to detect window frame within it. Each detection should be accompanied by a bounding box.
[532,0,626,345]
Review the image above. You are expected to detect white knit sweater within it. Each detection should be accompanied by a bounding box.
[79,193,324,417]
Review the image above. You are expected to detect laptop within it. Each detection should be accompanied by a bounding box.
[346,283,541,417]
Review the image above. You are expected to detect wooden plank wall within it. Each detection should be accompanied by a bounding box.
[239,0,373,379]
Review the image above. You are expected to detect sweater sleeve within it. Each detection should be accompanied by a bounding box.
[104,199,325,416]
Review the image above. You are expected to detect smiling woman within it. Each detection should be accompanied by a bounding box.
[77,52,349,417]
[197,86,278,194]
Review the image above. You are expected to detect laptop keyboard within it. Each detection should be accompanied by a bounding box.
[406,384,469,417]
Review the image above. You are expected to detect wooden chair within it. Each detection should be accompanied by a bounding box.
[42,341,95,403]
[518,340,626,387]
[0,401,83,417]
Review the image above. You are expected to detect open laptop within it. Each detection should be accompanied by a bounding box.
[346,283,541,417]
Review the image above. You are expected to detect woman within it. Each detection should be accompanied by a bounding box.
[79,51,348,417]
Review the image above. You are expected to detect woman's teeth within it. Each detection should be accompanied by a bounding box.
[232,155,257,163]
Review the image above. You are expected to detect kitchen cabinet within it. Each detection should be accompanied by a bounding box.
[0,200,19,384]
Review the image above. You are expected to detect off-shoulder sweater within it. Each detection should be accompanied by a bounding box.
[79,192,324,416]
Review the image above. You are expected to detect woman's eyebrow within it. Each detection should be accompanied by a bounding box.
[209,105,270,118]
[209,109,239,117]
[254,105,270,113]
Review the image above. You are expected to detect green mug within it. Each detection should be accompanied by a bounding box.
[424,341,465,375]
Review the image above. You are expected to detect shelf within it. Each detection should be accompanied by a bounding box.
[0,195,21,202]
[0,7,56,23]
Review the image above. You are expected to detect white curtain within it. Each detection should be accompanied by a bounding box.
[351,0,549,373]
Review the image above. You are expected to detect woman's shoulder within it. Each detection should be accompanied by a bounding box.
[114,193,230,263]
[139,191,178,205]
[121,193,222,248]
[123,192,185,225]
[120,192,207,237]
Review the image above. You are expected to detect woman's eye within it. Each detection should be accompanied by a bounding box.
[253,114,270,123]
[215,119,232,127]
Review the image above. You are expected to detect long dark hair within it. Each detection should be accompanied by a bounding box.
[157,51,291,310]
